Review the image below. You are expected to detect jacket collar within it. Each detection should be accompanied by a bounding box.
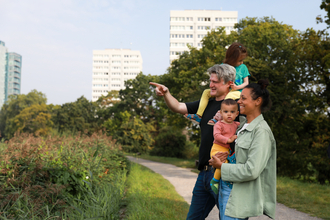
[239,114,264,131]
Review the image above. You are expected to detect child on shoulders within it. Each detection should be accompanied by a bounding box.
[185,42,250,125]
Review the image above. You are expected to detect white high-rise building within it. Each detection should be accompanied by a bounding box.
[169,10,238,62]
[92,48,143,102]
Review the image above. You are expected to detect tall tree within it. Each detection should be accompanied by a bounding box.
[317,0,330,28]
[52,96,101,134]
[0,90,47,138]
[13,104,53,137]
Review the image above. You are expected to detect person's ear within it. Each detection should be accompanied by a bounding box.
[255,97,262,106]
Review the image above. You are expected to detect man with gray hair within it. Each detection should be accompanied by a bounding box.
[149,63,236,220]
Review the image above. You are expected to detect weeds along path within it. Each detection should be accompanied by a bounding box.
[127,156,323,220]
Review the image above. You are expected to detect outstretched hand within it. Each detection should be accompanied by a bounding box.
[149,82,168,96]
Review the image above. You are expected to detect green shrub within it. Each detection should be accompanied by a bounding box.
[0,131,129,219]
[182,140,199,159]
[150,127,186,158]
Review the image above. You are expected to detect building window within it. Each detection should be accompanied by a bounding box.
[186,34,193,38]
[198,17,210,22]
[170,17,185,21]
[170,51,184,55]
[186,17,193,21]
[171,34,186,38]
[197,26,211,30]
[170,42,186,47]
[223,17,237,22]
[112,55,121,58]
[170,25,185,30]
[112,60,121,63]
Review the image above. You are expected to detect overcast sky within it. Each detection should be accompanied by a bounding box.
[0,0,327,105]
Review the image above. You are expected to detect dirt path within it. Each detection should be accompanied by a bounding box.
[127,156,322,220]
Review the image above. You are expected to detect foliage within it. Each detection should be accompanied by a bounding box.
[13,103,53,136]
[182,140,199,160]
[0,132,129,219]
[67,172,126,220]
[0,90,48,139]
[150,127,187,158]
[99,73,167,131]
[119,115,156,153]
[317,0,330,29]
[51,96,101,135]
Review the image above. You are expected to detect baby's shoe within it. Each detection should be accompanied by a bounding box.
[210,178,220,194]
[207,119,218,126]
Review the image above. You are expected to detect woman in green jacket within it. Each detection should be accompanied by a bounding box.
[209,79,276,220]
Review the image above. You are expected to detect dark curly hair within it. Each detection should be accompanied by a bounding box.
[245,79,272,112]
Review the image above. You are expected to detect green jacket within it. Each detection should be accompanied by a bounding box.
[221,114,276,219]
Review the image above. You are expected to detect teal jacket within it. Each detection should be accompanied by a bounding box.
[221,114,276,219]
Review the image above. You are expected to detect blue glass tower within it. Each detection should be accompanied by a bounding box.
[0,40,22,108]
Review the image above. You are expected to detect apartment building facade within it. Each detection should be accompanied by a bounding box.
[169,10,238,62]
[0,41,22,107]
[92,49,143,102]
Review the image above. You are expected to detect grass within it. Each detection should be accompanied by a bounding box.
[132,153,330,220]
[277,176,330,220]
[124,163,189,220]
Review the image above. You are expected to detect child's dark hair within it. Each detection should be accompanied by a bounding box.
[245,79,272,112]
[223,42,247,66]
[221,99,238,109]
